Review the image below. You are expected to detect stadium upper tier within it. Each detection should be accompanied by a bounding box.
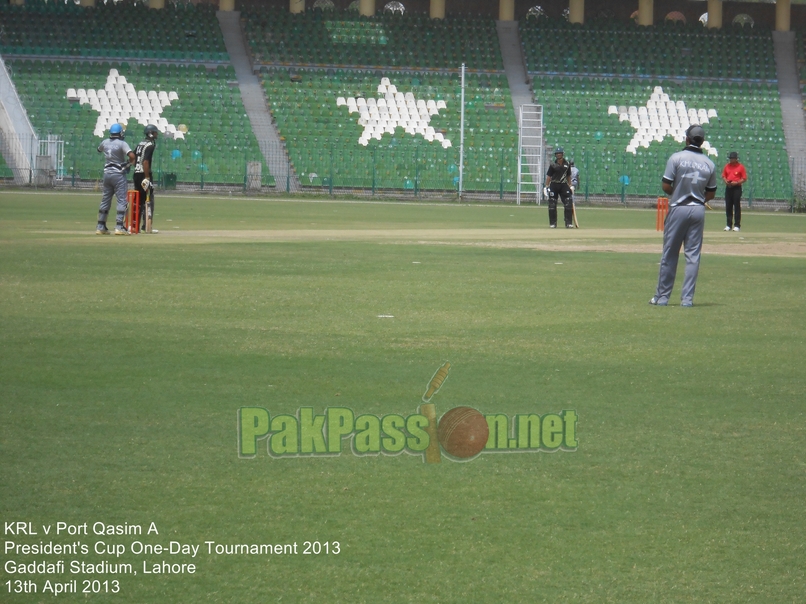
[243,9,502,71]
[7,59,267,186]
[520,19,776,81]
[0,1,228,62]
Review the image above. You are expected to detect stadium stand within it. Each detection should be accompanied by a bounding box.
[523,17,790,200]
[241,8,523,193]
[262,67,518,192]
[797,29,806,104]
[243,8,502,71]
[0,1,800,201]
[0,0,273,188]
[0,0,228,62]
[7,58,267,186]
[538,76,788,198]
[521,18,776,80]
[0,150,12,180]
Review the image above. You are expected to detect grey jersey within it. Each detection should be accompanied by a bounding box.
[570,166,579,188]
[662,146,717,206]
[97,138,132,175]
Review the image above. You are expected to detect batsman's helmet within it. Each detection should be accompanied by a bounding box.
[109,123,123,139]
[554,147,564,155]
[144,124,160,140]
[686,124,705,147]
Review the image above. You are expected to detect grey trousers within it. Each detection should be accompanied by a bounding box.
[97,172,129,227]
[654,204,706,305]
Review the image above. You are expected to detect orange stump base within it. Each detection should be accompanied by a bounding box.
[656,197,668,231]
[125,190,141,234]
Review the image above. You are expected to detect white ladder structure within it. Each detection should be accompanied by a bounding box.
[39,135,64,181]
[517,104,543,205]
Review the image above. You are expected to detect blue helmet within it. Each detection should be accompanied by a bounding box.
[110,123,123,139]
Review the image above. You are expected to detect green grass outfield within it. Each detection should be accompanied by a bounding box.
[1,192,805,603]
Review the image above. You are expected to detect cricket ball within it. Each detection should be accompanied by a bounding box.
[438,406,489,459]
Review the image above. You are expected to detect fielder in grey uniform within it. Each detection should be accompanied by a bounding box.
[650,125,717,307]
[96,123,135,235]
[569,160,580,203]
[570,161,580,193]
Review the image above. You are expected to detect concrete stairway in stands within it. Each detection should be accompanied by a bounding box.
[773,30,806,197]
[496,20,535,125]
[217,10,299,192]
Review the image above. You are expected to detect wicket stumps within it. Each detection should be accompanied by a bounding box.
[125,190,140,234]
[656,197,669,231]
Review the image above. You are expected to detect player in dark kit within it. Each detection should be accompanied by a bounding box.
[134,124,159,233]
[544,147,575,228]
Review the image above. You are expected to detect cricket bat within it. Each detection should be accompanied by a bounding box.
[572,202,579,228]
[145,188,153,233]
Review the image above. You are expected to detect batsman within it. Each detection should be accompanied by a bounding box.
[544,147,575,229]
[134,124,160,234]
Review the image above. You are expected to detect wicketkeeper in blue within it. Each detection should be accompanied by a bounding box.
[650,125,717,308]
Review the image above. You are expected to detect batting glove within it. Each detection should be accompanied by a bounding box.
[141,178,151,190]
[543,187,549,200]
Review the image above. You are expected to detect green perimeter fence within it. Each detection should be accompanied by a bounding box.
[1,132,803,206]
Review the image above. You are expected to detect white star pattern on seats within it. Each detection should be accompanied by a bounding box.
[608,86,719,157]
[336,78,453,148]
[65,69,183,139]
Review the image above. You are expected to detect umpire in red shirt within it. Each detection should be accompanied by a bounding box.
[721,152,747,232]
